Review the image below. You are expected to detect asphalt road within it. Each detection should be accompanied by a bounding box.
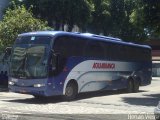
[0,77,160,120]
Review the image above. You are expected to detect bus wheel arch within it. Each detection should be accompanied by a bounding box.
[64,79,78,101]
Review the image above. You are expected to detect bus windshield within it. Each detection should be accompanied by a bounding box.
[10,36,52,79]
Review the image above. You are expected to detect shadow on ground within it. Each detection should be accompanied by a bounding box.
[3,89,147,105]
[122,93,160,107]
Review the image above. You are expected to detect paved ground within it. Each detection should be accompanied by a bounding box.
[0,77,159,120]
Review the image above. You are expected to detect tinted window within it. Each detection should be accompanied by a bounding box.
[53,36,87,74]
[15,36,52,45]
[103,41,151,62]
[85,41,105,58]
[54,36,86,57]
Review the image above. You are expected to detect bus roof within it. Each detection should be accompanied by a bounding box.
[18,31,151,49]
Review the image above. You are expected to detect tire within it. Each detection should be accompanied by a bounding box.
[126,79,134,93]
[64,82,78,101]
[133,80,140,93]
[33,95,45,99]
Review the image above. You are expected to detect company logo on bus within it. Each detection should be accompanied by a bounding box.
[92,62,115,69]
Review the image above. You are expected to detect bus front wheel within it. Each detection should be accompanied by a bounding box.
[33,95,45,99]
[64,82,78,101]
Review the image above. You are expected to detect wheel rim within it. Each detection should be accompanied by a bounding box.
[66,86,74,97]
[128,80,133,92]
[134,81,139,92]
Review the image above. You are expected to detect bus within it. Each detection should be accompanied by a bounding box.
[9,31,152,100]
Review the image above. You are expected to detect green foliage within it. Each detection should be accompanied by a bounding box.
[108,0,146,42]
[8,0,160,41]
[0,5,50,50]
[89,0,111,34]
[143,0,160,38]
[15,0,92,31]
[87,0,146,41]
[63,0,93,31]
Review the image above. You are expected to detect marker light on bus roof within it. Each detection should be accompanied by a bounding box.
[31,36,35,41]
[81,33,122,41]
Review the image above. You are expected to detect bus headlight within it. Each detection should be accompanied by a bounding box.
[33,84,45,88]
[9,81,15,86]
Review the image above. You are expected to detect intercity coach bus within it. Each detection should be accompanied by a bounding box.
[9,31,152,100]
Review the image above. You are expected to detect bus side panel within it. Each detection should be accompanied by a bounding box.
[63,57,152,94]
[9,57,151,97]
[76,71,128,92]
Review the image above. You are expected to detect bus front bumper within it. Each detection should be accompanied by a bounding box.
[8,77,63,96]
[9,85,46,96]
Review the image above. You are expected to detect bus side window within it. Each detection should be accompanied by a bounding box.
[108,43,118,60]
[85,41,105,58]
[72,38,86,57]
[53,37,68,73]
[103,42,109,59]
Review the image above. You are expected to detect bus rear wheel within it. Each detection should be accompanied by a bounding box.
[64,82,78,101]
[126,79,134,93]
[133,80,140,93]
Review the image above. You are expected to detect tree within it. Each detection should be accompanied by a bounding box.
[63,0,93,31]
[0,5,50,50]
[143,0,160,38]
[127,0,147,42]
[8,0,159,42]
[89,0,111,35]
[9,0,92,31]
[107,0,147,42]
[38,0,92,31]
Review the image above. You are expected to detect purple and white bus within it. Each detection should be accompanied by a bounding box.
[9,31,152,100]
